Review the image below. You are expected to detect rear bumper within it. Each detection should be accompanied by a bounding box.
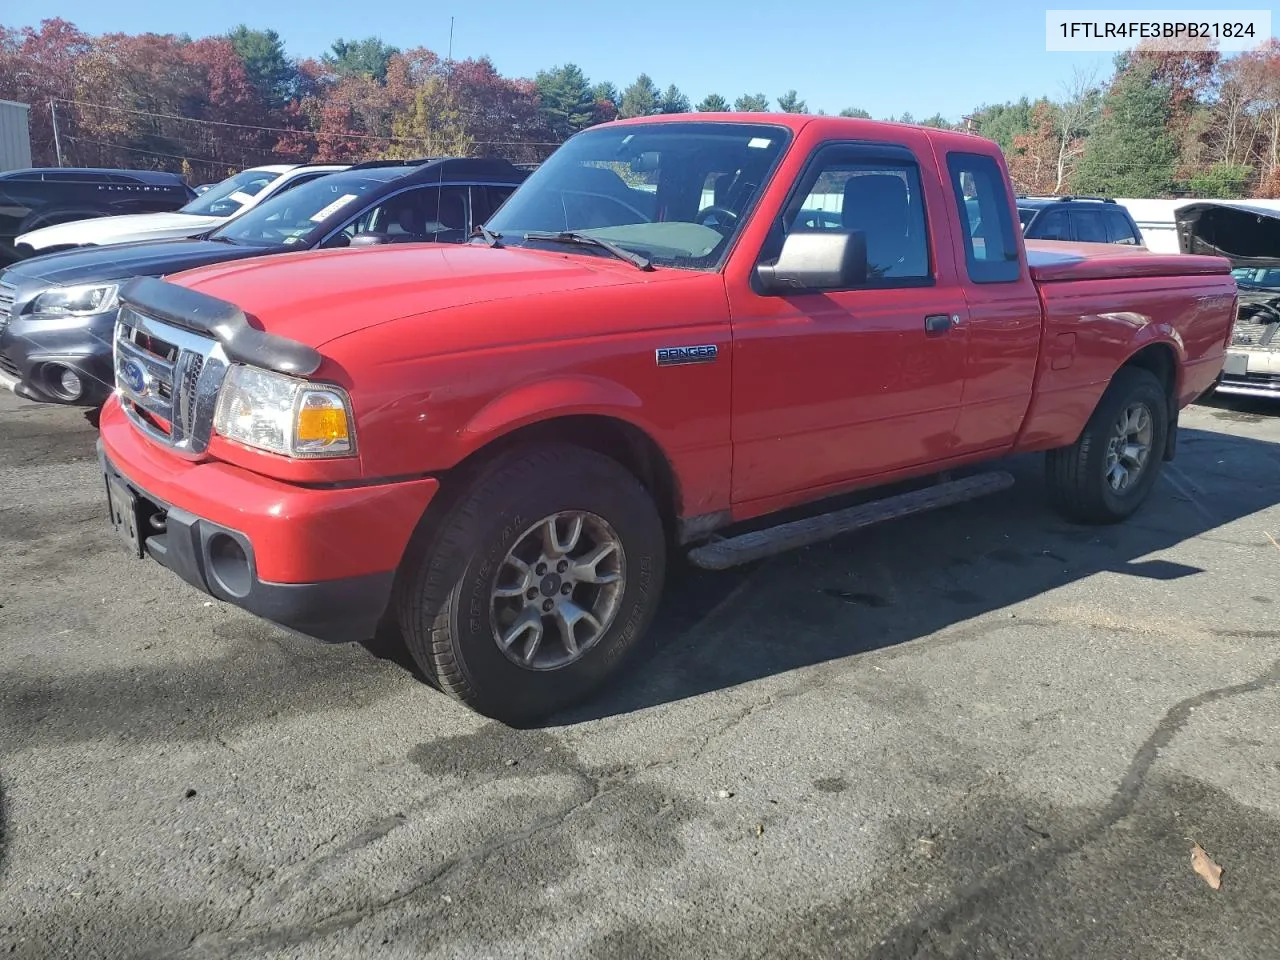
[97,397,440,642]
[1217,349,1280,399]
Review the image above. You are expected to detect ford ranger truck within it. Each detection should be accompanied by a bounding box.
[96,114,1237,723]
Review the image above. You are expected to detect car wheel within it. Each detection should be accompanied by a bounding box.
[1045,366,1169,524]
[396,444,666,724]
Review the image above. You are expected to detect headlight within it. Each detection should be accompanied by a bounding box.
[32,282,120,317]
[213,365,356,459]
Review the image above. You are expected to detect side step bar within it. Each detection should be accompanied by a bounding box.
[686,471,1016,571]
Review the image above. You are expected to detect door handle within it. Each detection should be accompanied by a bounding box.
[924,314,956,334]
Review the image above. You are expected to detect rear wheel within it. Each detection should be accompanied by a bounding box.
[396,445,666,724]
[1045,366,1169,524]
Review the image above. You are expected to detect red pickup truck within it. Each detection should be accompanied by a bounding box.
[97,114,1237,722]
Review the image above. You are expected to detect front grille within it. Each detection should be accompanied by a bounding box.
[0,355,18,377]
[114,306,227,457]
[0,281,14,336]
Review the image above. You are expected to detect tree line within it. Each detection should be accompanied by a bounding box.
[2,18,1278,197]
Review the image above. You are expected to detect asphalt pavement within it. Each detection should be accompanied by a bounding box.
[1,390,1278,959]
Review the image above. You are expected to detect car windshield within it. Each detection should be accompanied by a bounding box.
[1232,266,1280,289]
[180,169,282,217]
[210,174,386,247]
[483,121,790,269]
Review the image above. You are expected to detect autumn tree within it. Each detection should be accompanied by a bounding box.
[1006,101,1059,194]
[0,18,92,166]
[734,93,770,112]
[696,93,730,112]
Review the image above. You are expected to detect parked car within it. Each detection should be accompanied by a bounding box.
[0,168,195,265]
[95,114,1235,723]
[1177,200,1280,399]
[13,163,350,258]
[1016,196,1146,246]
[0,156,527,408]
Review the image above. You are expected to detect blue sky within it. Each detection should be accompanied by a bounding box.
[5,1,1271,120]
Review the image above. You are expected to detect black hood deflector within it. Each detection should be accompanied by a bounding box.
[119,276,323,377]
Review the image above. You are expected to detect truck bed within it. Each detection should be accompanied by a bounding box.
[1025,240,1231,282]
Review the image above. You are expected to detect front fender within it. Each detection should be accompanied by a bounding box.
[459,374,657,455]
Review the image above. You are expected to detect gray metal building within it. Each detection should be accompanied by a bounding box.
[0,100,33,172]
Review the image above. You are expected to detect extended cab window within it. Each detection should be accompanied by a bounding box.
[946,152,1020,283]
[777,146,931,285]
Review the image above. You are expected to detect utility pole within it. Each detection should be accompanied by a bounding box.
[49,99,64,167]
[448,17,454,62]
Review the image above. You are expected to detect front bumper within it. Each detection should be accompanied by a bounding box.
[97,399,440,642]
[0,309,117,407]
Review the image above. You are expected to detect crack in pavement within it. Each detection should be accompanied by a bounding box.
[818,657,1280,960]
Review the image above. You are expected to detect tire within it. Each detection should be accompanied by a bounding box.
[396,444,667,724]
[1045,366,1169,524]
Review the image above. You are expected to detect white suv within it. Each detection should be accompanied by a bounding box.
[15,163,350,257]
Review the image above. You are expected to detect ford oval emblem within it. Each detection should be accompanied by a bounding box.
[120,358,147,396]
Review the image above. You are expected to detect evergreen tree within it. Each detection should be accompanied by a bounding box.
[226,25,294,107]
[1072,61,1178,195]
[696,93,731,112]
[839,106,872,118]
[535,64,596,139]
[734,92,770,112]
[619,73,660,118]
[776,89,808,113]
[659,84,691,113]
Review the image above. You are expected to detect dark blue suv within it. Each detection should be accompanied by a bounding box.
[1016,196,1145,246]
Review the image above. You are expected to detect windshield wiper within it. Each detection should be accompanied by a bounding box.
[523,230,652,271]
[472,224,503,248]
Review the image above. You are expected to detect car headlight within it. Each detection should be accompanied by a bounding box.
[213,365,356,459]
[32,282,120,317]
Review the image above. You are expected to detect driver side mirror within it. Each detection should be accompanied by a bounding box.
[756,229,867,294]
[349,232,390,247]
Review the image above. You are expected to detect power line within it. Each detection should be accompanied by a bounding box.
[62,135,251,167]
[52,97,562,148]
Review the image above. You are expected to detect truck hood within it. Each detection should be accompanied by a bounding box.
[2,238,279,288]
[17,212,226,251]
[1176,200,1280,270]
[170,243,681,349]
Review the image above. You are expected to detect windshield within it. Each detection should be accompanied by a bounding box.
[484,121,790,269]
[1017,207,1037,228]
[180,169,282,217]
[210,174,386,247]
[1232,266,1280,289]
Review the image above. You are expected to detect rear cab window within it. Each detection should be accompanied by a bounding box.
[945,152,1021,283]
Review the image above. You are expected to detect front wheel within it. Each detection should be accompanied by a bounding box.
[396,445,667,724]
[1045,366,1169,524]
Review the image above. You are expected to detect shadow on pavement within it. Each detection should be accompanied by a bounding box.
[549,422,1280,724]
